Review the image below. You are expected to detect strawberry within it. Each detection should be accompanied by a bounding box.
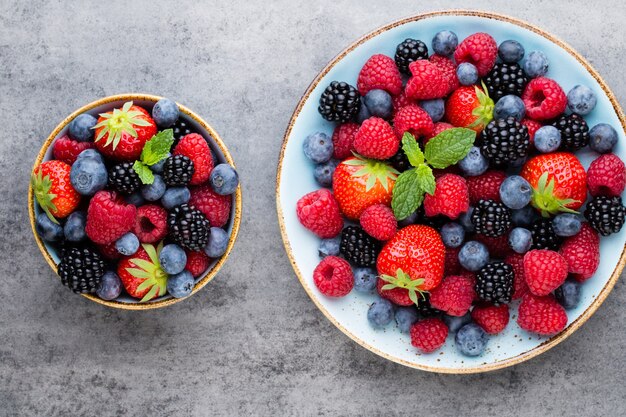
[32,160,80,222]
[445,85,494,133]
[331,122,359,160]
[405,60,448,100]
[357,54,403,96]
[505,253,529,300]
[332,155,398,220]
[523,249,568,296]
[173,133,214,185]
[429,54,459,95]
[377,225,445,306]
[453,33,497,77]
[522,77,567,120]
[521,153,587,217]
[517,294,568,335]
[353,117,399,160]
[586,153,626,197]
[559,223,600,282]
[410,318,448,353]
[471,303,509,335]
[423,174,469,219]
[85,190,136,245]
[93,101,157,161]
[429,275,475,316]
[117,243,168,302]
[466,170,506,204]
[393,104,434,139]
[296,189,343,238]
[52,135,94,165]
[360,204,397,241]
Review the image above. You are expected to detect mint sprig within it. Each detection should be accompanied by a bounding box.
[132,129,174,185]
[391,128,476,220]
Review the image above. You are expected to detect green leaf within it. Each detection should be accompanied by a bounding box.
[424,127,476,169]
[140,285,160,302]
[126,268,151,279]
[131,258,155,271]
[140,129,174,166]
[133,161,154,185]
[401,133,424,167]
[391,169,424,220]
[415,164,435,196]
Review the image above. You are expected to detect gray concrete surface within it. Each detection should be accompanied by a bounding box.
[1,1,625,416]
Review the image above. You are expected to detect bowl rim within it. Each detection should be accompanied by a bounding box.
[275,9,626,373]
[29,93,242,310]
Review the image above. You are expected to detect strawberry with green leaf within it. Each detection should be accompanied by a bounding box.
[31,160,80,223]
[132,129,175,185]
[117,242,168,302]
[445,83,494,133]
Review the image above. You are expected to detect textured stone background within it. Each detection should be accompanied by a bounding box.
[1,1,625,416]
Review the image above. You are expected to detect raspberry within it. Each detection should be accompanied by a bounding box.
[423,174,469,219]
[410,318,448,353]
[559,223,600,282]
[313,256,354,297]
[522,118,542,145]
[391,91,414,117]
[471,303,509,335]
[296,189,343,238]
[353,117,399,160]
[466,170,506,205]
[522,77,567,120]
[453,33,497,77]
[173,133,214,185]
[331,122,359,160]
[405,60,447,100]
[475,233,512,259]
[376,277,412,306]
[98,241,121,261]
[429,54,459,95]
[504,253,529,299]
[393,105,434,139]
[85,191,136,245]
[185,250,211,277]
[517,293,568,335]
[429,275,475,316]
[52,135,94,165]
[357,54,403,96]
[424,122,454,143]
[523,249,568,296]
[133,204,168,243]
[586,153,626,197]
[189,184,232,228]
[360,204,397,241]
[444,247,461,276]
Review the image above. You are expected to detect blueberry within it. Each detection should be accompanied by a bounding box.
[364,89,393,119]
[96,271,122,301]
[314,159,339,188]
[555,279,581,310]
[395,307,419,333]
[161,186,190,210]
[70,157,108,196]
[150,154,170,174]
[353,268,378,293]
[459,207,475,232]
[455,323,488,357]
[494,95,525,121]
[167,270,195,298]
[159,244,187,275]
[499,175,532,209]
[508,227,533,254]
[524,51,549,78]
[443,312,472,333]
[76,148,103,163]
[204,227,229,258]
[567,85,597,115]
[126,192,145,207]
[552,213,582,237]
[367,298,395,328]
[420,99,445,122]
[398,210,419,228]
[441,223,465,248]
[115,232,140,256]
[318,237,341,258]
[458,241,489,271]
[63,211,86,242]
[68,113,97,142]
[458,146,488,176]
[303,132,333,163]
[498,40,525,63]
[512,206,537,227]
[432,30,458,56]
[35,213,63,242]
[456,62,478,86]
[210,164,239,195]
[589,123,618,154]
[534,125,562,153]
[141,174,166,201]
[152,98,180,128]
[356,104,371,124]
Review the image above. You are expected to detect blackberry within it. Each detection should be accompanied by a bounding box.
[388,150,411,172]
[480,117,530,165]
[475,261,514,305]
[58,246,105,294]
[339,226,380,267]
[483,63,529,101]
[416,293,441,318]
[552,113,589,151]
[394,38,429,74]
[584,196,626,236]
[163,155,195,186]
[108,162,141,194]
[471,200,512,237]
[172,118,194,146]
[167,204,210,251]
[530,218,562,250]
[318,81,361,123]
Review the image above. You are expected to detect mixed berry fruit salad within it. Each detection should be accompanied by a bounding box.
[296,30,625,356]
[32,98,239,304]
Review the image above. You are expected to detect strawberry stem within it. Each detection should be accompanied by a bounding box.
[531,172,579,217]
[379,268,428,307]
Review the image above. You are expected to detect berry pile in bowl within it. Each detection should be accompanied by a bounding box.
[277,11,626,372]
[30,94,241,309]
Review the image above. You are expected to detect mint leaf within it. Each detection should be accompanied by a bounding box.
[424,127,476,169]
[401,133,424,167]
[133,161,154,185]
[140,129,174,166]
[391,169,424,220]
[415,164,435,195]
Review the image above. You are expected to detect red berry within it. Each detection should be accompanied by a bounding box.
[517,293,568,335]
[559,223,600,282]
[393,104,434,139]
[52,135,94,165]
[353,117,399,160]
[424,121,454,143]
[444,247,461,276]
[360,204,397,241]
[410,318,448,353]
[185,250,211,278]
[505,253,529,300]
[429,275,475,316]
[189,184,232,228]
[453,33,497,77]
[357,54,403,96]
[133,205,168,243]
[429,54,459,95]
[376,277,412,306]
[296,189,343,238]
[586,153,626,197]
[313,256,354,297]
[522,118,542,145]
[173,133,214,185]
[466,170,506,205]
[405,60,448,100]
[475,234,512,259]
[98,241,121,261]
[94,104,157,161]
[523,249,568,296]
[423,174,469,219]
[331,122,359,160]
[391,91,415,117]
[85,191,136,245]
[522,77,567,120]
[471,303,509,335]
